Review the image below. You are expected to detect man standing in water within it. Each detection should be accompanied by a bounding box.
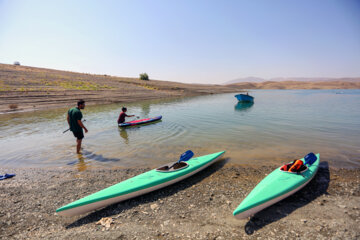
[67,99,88,153]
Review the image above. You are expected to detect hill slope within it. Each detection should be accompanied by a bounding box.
[0,64,243,113]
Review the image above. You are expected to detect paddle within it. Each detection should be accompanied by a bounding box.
[0,173,16,181]
[294,152,317,177]
[63,119,86,133]
[127,116,140,121]
[304,152,317,166]
[125,116,140,124]
[166,150,194,170]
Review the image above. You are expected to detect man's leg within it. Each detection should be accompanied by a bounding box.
[76,139,82,154]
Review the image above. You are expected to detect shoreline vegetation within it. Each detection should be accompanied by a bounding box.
[1,164,359,239]
[1,63,360,114]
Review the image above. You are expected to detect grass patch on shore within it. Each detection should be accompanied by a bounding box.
[140,84,159,90]
[0,80,11,91]
[0,86,12,91]
[40,79,114,90]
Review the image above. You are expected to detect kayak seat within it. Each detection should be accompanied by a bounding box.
[156,162,189,172]
[297,164,308,172]
[173,162,188,169]
[288,160,304,172]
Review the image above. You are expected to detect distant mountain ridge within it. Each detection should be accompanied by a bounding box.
[224,77,360,85]
[224,80,360,90]
[225,77,265,84]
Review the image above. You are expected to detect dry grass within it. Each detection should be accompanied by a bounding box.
[0,63,240,93]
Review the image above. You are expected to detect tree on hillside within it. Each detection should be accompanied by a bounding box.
[139,73,149,81]
[14,61,20,66]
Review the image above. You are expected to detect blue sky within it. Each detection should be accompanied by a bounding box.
[0,0,359,83]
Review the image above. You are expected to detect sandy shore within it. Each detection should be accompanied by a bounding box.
[1,161,359,239]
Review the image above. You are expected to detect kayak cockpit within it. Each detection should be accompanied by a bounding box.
[279,163,308,174]
[156,162,189,172]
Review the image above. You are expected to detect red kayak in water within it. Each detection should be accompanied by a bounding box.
[118,116,162,127]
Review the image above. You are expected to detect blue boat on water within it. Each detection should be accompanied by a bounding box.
[235,93,254,102]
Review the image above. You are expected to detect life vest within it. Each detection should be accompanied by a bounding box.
[280,164,289,171]
[288,159,304,172]
[280,160,297,171]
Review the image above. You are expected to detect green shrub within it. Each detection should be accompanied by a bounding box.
[139,73,149,81]
[9,104,18,110]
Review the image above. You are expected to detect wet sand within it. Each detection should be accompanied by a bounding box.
[1,161,359,239]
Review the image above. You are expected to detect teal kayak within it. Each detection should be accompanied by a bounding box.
[233,153,320,219]
[57,151,225,216]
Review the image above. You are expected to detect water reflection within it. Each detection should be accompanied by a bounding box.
[234,102,254,112]
[141,102,151,116]
[76,153,88,172]
[67,153,89,171]
[119,128,129,144]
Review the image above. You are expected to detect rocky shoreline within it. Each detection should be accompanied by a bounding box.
[1,161,359,239]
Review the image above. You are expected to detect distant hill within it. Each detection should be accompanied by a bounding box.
[226,80,360,89]
[224,77,360,85]
[269,77,360,82]
[224,77,265,84]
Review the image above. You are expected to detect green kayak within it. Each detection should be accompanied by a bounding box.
[57,151,225,216]
[233,153,320,219]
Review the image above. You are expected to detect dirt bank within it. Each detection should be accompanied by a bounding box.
[1,161,359,239]
[0,64,243,114]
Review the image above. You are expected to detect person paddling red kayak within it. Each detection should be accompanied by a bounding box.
[117,107,136,124]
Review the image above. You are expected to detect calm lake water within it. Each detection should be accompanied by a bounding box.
[0,90,359,170]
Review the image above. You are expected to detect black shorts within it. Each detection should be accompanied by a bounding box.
[72,131,84,140]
